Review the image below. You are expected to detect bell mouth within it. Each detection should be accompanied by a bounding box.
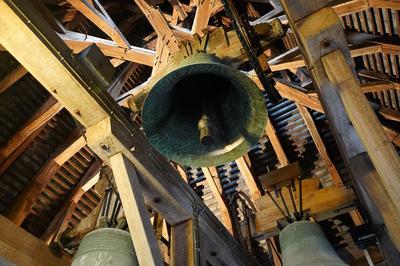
[142,54,267,167]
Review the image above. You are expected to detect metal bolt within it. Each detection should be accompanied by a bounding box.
[322,39,330,48]
[130,146,136,152]
[100,143,110,152]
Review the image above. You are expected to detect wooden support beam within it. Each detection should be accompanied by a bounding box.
[265,117,290,167]
[280,0,400,252]
[378,106,400,122]
[247,72,290,167]
[41,159,101,244]
[0,215,70,266]
[191,0,214,36]
[60,31,155,66]
[269,42,383,72]
[169,0,188,22]
[0,2,249,263]
[235,157,262,202]
[133,0,180,53]
[254,180,356,236]
[0,97,62,164]
[202,167,233,233]
[0,64,28,94]
[66,0,129,48]
[296,103,343,186]
[109,152,163,266]
[274,81,324,113]
[6,132,86,226]
[322,49,400,212]
[170,219,195,266]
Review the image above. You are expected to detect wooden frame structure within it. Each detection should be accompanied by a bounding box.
[0,0,399,265]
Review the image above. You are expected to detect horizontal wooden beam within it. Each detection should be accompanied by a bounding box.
[269,42,384,72]
[0,64,28,94]
[0,97,62,164]
[255,178,356,236]
[60,31,155,66]
[333,0,400,17]
[0,215,70,266]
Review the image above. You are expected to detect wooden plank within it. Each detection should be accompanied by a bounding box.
[66,0,129,48]
[0,215,70,266]
[109,152,163,266]
[170,219,195,266]
[333,0,369,16]
[269,43,383,72]
[322,49,400,215]
[379,106,400,122]
[0,64,28,94]
[41,159,101,244]
[274,81,324,113]
[60,31,155,66]
[5,131,85,226]
[296,103,343,186]
[235,157,262,202]
[202,167,233,233]
[255,184,356,236]
[0,97,62,163]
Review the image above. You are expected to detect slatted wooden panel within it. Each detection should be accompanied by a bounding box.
[340,6,400,111]
[23,146,99,237]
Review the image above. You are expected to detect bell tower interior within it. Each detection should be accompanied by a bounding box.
[0,0,399,265]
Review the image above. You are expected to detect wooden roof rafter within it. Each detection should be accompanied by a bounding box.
[60,31,156,66]
[5,130,86,226]
[0,64,28,94]
[65,0,130,48]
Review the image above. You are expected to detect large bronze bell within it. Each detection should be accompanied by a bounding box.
[279,221,347,266]
[72,228,138,266]
[141,53,267,167]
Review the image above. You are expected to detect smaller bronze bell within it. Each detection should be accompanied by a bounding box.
[280,221,347,266]
[72,228,138,266]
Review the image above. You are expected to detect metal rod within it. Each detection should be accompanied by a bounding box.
[287,185,299,220]
[299,176,303,220]
[278,189,293,222]
[266,190,290,221]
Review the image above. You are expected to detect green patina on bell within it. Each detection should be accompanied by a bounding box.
[72,228,138,266]
[280,221,348,266]
[142,53,267,167]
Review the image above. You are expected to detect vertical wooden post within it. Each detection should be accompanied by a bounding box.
[109,152,163,266]
[170,219,196,266]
